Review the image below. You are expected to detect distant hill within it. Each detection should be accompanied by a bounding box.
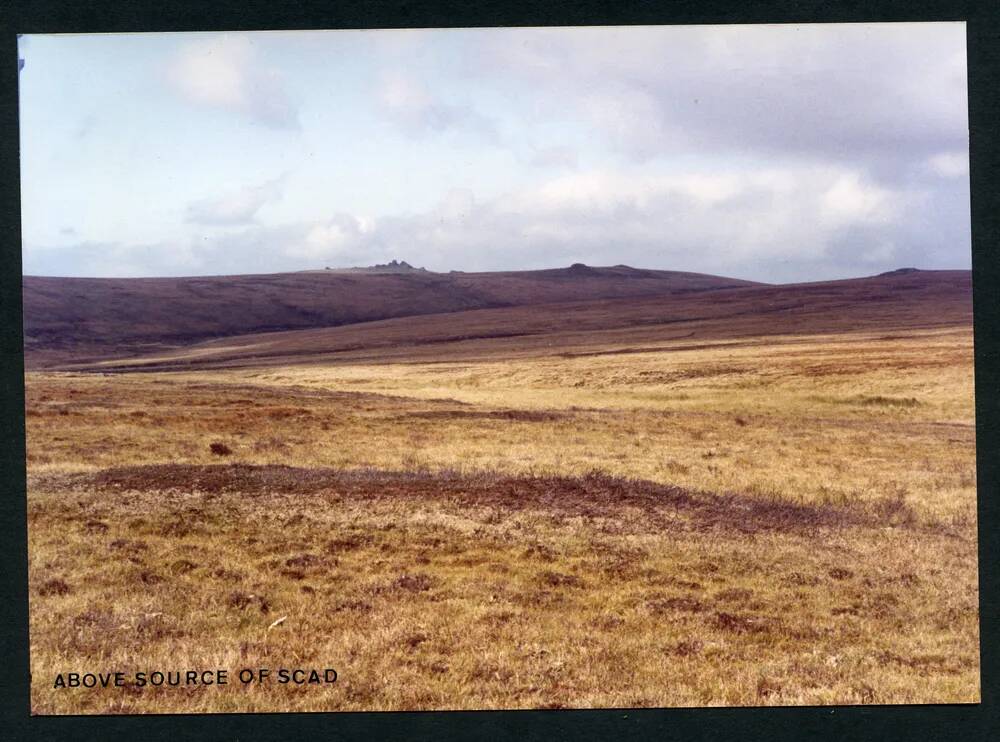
[22,264,760,367]
[33,268,973,373]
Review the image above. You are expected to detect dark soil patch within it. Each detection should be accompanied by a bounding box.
[137,570,164,585]
[713,611,774,634]
[64,463,929,535]
[285,553,323,568]
[38,578,71,597]
[539,570,584,588]
[406,409,565,423]
[403,633,429,650]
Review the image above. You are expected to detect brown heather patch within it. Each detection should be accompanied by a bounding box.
[715,588,754,603]
[853,395,922,408]
[392,573,436,593]
[108,538,148,553]
[169,559,199,575]
[136,569,164,585]
[407,409,565,423]
[285,553,323,568]
[227,591,270,613]
[71,608,118,631]
[37,578,71,597]
[403,632,430,650]
[538,570,585,589]
[79,467,761,531]
[874,650,976,675]
[325,535,373,553]
[756,677,783,700]
[66,463,959,538]
[331,599,373,613]
[713,611,776,635]
[672,638,705,657]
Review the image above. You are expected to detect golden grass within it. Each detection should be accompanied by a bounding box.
[27,328,976,523]
[25,325,979,712]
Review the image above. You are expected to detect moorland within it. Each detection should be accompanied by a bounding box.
[24,264,979,713]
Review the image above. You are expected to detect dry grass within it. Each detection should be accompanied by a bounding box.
[24,325,979,713]
[27,328,976,524]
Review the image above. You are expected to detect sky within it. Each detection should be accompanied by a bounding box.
[18,23,970,282]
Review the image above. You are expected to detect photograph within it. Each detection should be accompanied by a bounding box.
[18,22,979,714]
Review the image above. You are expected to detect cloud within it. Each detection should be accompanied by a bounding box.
[186,177,284,225]
[367,164,947,281]
[296,215,370,260]
[390,166,913,276]
[475,24,968,170]
[377,73,498,141]
[25,159,966,282]
[819,173,898,228]
[529,145,578,169]
[166,34,298,129]
[23,25,969,283]
[927,151,969,178]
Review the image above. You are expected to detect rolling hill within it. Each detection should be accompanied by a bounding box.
[22,264,760,367]
[47,268,973,372]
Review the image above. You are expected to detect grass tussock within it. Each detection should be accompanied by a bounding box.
[208,442,232,456]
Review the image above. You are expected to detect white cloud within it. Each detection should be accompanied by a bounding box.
[22,26,970,282]
[305,164,921,277]
[26,159,964,282]
[529,145,578,169]
[296,216,365,259]
[820,172,898,228]
[167,34,298,129]
[379,74,431,112]
[186,178,284,225]
[928,150,969,178]
[377,73,497,141]
[475,24,968,167]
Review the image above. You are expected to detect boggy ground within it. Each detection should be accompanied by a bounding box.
[25,325,979,713]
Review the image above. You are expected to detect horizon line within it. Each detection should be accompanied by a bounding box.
[20,263,971,284]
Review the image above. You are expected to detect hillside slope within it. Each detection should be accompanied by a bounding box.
[79,269,972,372]
[23,265,758,367]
